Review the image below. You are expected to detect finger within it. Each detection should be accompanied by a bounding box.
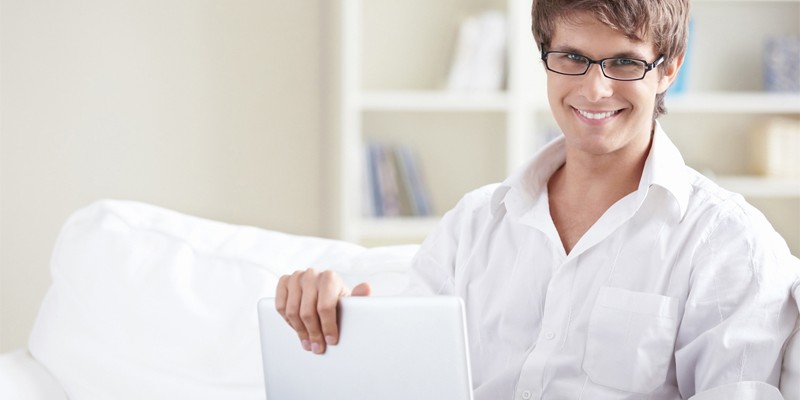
[275,275,290,318]
[284,271,311,351]
[317,271,346,346]
[299,269,326,354]
[351,282,372,297]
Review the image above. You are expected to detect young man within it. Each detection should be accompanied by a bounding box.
[276,0,800,398]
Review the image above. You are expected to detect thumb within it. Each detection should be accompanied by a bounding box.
[350,282,371,297]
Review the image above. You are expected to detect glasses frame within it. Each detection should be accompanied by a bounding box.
[540,44,665,82]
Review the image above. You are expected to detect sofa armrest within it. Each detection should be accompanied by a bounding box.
[0,349,67,400]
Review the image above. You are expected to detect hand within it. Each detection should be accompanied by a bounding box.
[275,268,371,354]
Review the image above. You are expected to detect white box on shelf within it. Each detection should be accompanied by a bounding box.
[750,117,800,179]
[446,10,507,93]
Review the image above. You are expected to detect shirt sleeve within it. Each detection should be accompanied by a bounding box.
[674,203,800,399]
[687,382,784,400]
[403,202,462,296]
[403,185,496,296]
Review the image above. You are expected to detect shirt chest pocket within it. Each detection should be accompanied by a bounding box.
[582,286,680,394]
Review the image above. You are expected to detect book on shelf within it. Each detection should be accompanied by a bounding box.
[361,148,376,218]
[395,145,433,217]
[445,10,507,93]
[363,142,433,218]
[365,143,383,217]
[376,143,402,217]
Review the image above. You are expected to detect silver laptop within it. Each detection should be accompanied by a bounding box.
[257,296,474,400]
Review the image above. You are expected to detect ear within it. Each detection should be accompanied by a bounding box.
[657,53,684,94]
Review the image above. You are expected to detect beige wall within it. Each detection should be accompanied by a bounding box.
[0,0,327,352]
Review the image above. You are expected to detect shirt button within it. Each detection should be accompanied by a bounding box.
[522,390,532,399]
[544,331,555,340]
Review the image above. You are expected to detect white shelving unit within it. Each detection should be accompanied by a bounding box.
[335,0,539,245]
[360,91,510,111]
[714,176,800,198]
[659,0,800,254]
[332,0,800,252]
[666,92,800,114]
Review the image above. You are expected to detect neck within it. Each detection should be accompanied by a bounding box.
[551,132,653,205]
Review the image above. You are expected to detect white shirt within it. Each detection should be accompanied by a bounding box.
[408,123,800,400]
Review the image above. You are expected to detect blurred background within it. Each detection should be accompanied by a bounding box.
[1,0,329,353]
[1,0,798,353]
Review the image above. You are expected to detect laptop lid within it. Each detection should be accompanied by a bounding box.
[257,296,474,400]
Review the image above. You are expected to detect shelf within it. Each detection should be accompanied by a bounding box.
[334,0,800,250]
[360,90,509,111]
[713,175,800,197]
[355,178,798,239]
[666,92,800,114]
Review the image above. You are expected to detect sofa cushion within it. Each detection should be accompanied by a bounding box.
[0,349,68,400]
[28,200,418,400]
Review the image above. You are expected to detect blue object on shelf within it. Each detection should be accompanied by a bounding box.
[764,35,800,93]
[669,19,693,95]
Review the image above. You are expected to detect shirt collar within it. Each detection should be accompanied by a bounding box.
[490,135,565,217]
[491,121,690,220]
[639,121,691,219]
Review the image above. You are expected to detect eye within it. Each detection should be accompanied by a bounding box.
[610,58,639,67]
[564,53,588,64]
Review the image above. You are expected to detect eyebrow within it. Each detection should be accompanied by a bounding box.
[550,45,648,60]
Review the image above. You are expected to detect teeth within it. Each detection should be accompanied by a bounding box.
[578,109,616,120]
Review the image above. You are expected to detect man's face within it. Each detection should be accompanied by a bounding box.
[545,11,679,160]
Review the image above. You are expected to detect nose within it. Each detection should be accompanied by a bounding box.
[579,63,613,102]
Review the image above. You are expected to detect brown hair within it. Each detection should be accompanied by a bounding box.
[531,0,690,119]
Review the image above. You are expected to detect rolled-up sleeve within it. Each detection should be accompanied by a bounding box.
[688,381,784,400]
[675,208,799,398]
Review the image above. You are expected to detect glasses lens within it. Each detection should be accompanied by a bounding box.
[602,58,646,80]
[546,52,589,75]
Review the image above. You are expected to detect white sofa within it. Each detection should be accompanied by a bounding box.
[0,200,419,399]
[0,200,797,399]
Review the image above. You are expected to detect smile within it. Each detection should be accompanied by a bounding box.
[576,109,620,120]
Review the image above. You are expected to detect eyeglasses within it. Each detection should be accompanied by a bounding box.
[541,45,664,81]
